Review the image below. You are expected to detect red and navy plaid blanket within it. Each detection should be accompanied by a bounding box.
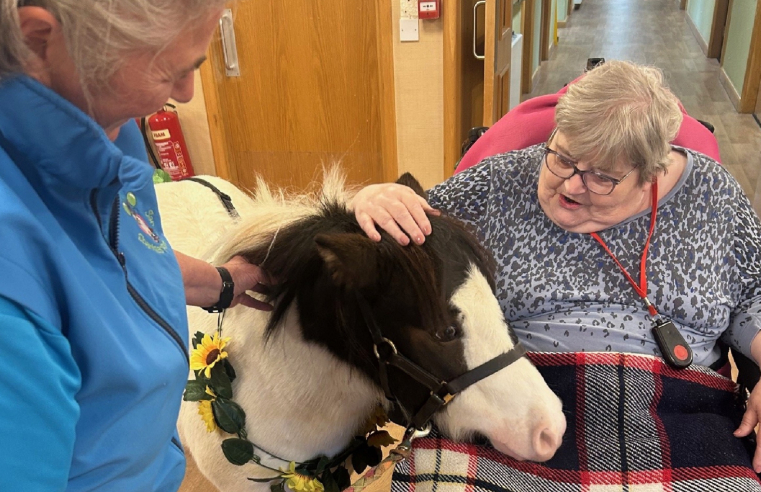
[392,352,761,492]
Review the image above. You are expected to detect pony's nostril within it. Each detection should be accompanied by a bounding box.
[533,427,561,462]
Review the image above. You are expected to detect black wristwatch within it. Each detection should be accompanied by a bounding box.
[202,266,235,313]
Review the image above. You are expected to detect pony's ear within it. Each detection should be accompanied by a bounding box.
[396,172,427,200]
[315,233,380,288]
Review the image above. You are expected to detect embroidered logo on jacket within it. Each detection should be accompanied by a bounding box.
[123,192,167,253]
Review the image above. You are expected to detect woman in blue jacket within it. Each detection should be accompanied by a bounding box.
[0,1,269,490]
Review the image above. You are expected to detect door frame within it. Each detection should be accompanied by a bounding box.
[375,0,400,183]
[443,0,512,176]
[539,0,551,61]
[199,0,398,184]
[521,0,536,94]
[708,0,729,59]
[443,0,464,178]
[200,30,234,181]
[483,0,513,126]
[738,0,761,112]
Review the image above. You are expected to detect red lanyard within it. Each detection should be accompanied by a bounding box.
[589,181,659,316]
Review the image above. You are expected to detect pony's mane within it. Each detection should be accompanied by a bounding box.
[207,167,356,261]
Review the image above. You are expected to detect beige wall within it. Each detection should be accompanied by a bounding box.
[685,0,715,50]
[391,1,445,188]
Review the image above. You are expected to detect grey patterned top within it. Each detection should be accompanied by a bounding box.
[429,145,761,367]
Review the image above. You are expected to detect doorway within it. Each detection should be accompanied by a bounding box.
[443,0,513,175]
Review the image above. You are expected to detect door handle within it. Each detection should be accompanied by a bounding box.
[473,0,486,60]
[219,9,241,77]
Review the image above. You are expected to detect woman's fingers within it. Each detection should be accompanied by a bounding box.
[734,408,758,437]
[225,256,270,292]
[356,211,383,242]
[353,184,439,245]
[403,195,438,240]
[219,256,279,311]
[374,208,412,245]
[233,293,273,312]
[250,283,270,295]
[735,387,761,472]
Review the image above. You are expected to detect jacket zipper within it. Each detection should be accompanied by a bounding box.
[91,190,189,363]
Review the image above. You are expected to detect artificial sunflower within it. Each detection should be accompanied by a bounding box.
[198,400,217,433]
[190,333,231,378]
[280,462,325,492]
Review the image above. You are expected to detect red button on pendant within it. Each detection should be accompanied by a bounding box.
[674,345,689,361]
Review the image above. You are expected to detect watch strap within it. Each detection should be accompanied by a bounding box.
[202,266,235,313]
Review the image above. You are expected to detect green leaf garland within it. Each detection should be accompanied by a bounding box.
[183,330,396,491]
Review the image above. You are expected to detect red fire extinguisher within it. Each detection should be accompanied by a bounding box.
[147,104,195,180]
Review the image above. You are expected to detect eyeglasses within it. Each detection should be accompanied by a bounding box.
[543,131,636,196]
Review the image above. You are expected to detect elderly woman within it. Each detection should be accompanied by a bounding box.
[0,1,270,490]
[353,61,761,472]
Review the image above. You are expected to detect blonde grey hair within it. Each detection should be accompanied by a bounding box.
[554,60,683,185]
[0,0,226,88]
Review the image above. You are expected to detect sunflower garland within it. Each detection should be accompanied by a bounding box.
[184,330,395,492]
[198,399,217,433]
[189,332,230,378]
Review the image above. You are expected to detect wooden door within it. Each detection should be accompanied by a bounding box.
[201,0,397,192]
[482,0,513,126]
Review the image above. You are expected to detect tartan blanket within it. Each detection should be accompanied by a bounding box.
[392,352,761,492]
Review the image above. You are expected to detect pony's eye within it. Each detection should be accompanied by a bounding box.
[436,325,460,342]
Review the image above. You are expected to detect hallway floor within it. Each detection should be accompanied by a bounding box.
[527,0,761,215]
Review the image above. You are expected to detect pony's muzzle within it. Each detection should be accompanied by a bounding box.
[532,416,566,462]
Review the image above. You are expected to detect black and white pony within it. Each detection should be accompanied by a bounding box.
[157,171,566,492]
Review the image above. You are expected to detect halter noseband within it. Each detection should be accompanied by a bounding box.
[356,292,527,430]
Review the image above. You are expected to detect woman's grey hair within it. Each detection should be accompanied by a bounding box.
[554,60,683,185]
[1,0,226,90]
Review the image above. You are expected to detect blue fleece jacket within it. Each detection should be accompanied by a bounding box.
[0,76,189,491]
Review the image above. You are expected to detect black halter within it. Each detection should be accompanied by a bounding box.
[356,292,527,430]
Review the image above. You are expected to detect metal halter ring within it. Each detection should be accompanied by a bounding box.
[373,337,398,360]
